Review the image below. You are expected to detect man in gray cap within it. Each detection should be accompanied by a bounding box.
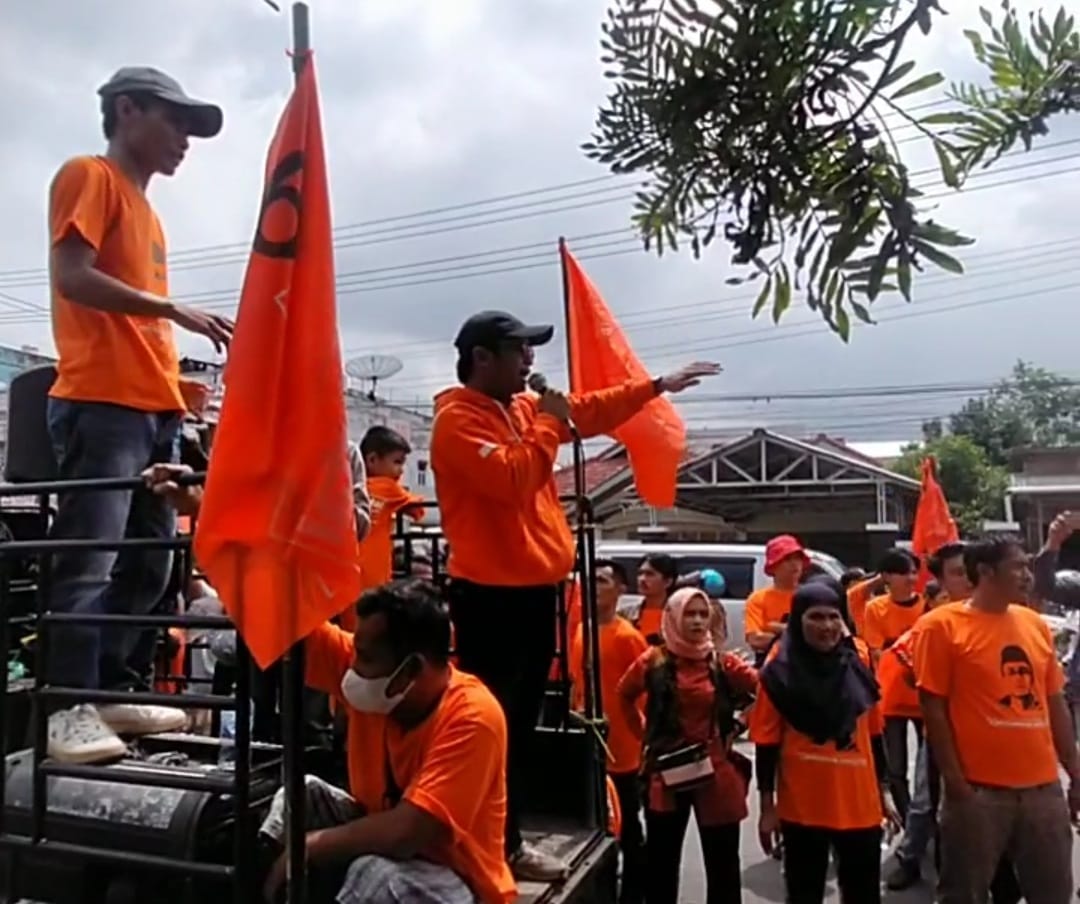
[45,67,233,764]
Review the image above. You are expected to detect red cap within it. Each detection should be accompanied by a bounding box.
[764,534,809,576]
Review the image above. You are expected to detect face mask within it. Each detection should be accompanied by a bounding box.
[340,658,416,715]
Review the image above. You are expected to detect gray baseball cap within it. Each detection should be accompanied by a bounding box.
[98,67,223,139]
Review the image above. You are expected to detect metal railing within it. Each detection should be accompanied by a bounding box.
[0,473,276,903]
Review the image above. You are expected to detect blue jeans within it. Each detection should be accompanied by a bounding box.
[897,738,934,865]
[46,399,180,691]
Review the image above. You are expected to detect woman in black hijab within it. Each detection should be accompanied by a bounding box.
[751,579,896,904]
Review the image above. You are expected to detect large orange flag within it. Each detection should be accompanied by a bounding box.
[911,456,959,590]
[562,241,687,508]
[194,58,361,669]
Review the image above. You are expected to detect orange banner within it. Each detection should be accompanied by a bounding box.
[911,456,959,590]
[194,58,361,669]
[562,242,686,507]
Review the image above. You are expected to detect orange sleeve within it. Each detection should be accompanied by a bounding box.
[430,403,562,504]
[403,694,505,838]
[749,684,783,745]
[566,378,658,439]
[847,578,876,635]
[406,492,426,523]
[303,622,354,696]
[49,157,114,251]
[913,614,952,697]
[721,652,759,696]
[619,624,650,666]
[862,604,885,652]
[744,591,767,636]
[617,649,651,704]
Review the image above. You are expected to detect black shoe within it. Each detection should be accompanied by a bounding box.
[885,858,921,891]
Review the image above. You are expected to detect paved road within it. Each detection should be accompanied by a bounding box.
[674,742,1080,903]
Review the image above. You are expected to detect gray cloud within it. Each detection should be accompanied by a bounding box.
[0,0,1076,440]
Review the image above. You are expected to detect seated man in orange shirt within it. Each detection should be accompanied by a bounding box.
[259,580,516,904]
[916,536,1080,904]
[568,559,649,904]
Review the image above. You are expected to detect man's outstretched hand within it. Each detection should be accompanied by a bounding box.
[656,361,722,395]
[169,306,234,353]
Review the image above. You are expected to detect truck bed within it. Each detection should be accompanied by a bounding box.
[518,820,618,904]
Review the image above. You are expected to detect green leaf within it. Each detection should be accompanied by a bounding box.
[772,265,792,324]
[932,140,961,189]
[752,276,772,319]
[920,111,969,126]
[914,222,975,247]
[836,304,851,341]
[879,60,916,89]
[867,233,894,301]
[891,71,945,101]
[850,299,874,324]
[897,254,912,302]
[913,240,965,275]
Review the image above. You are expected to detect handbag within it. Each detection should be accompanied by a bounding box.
[652,742,715,793]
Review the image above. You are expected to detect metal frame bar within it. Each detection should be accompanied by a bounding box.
[0,471,264,898]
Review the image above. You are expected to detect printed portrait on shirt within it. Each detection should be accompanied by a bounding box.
[997,644,1041,712]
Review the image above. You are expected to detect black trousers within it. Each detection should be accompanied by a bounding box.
[645,804,741,904]
[781,821,881,904]
[883,715,923,823]
[447,579,557,856]
[611,772,645,904]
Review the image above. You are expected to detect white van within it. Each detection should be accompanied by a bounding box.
[596,541,847,653]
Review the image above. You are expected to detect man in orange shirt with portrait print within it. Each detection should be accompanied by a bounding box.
[916,536,1080,903]
[45,67,234,764]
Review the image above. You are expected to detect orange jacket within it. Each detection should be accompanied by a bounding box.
[430,379,657,586]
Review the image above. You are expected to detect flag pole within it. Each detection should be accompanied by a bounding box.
[558,238,607,831]
[282,8,310,904]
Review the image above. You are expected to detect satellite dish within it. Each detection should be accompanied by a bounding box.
[345,354,404,401]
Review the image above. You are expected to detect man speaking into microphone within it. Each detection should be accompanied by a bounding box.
[430,309,718,880]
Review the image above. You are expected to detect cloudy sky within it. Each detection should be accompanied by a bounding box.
[0,0,1076,442]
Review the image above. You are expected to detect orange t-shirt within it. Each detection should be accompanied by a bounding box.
[48,156,184,412]
[636,604,664,643]
[751,646,884,831]
[569,616,649,774]
[744,587,794,639]
[863,595,926,654]
[358,475,425,589]
[915,603,1065,788]
[305,624,515,903]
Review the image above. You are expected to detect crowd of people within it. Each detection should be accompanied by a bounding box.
[39,59,1080,904]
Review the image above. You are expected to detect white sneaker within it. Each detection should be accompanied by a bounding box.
[48,704,127,764]
[510,842,569,882]
[97,703,189,736]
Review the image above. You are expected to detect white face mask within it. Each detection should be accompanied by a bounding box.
[340,658,415,715]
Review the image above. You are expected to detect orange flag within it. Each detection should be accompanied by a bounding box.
[194,58,361,669]
[562,241,686,508]
[911,456,959,591]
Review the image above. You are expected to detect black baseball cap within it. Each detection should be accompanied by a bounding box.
[98,67,223,139]
[453,310,554,352]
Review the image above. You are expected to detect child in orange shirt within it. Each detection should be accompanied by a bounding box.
[344,427,425,632]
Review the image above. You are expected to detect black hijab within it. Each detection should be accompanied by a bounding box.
[759,579,879,748]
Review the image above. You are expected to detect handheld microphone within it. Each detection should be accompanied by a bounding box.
[527,372,578,435]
